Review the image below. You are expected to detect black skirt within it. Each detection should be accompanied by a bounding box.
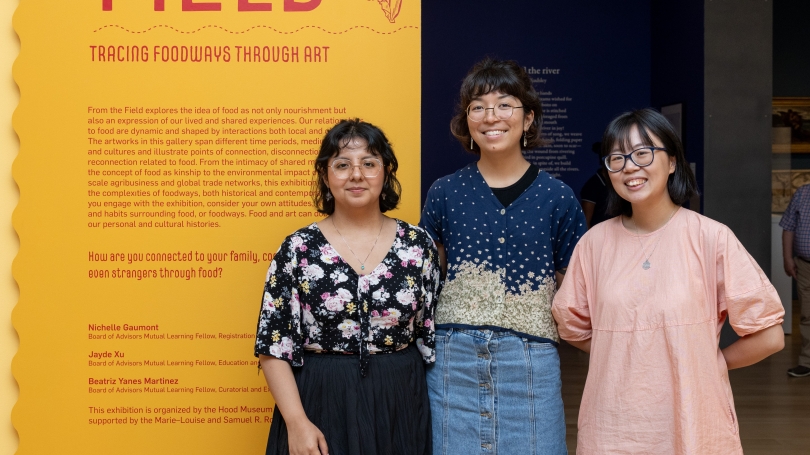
[265,345,431,455]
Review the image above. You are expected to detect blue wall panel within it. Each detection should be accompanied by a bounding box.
[651,0,704,205]
[421,1,652,204]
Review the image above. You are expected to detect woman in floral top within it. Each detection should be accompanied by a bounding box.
[255,119,440,455]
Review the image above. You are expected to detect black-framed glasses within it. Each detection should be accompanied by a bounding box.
[604,146,667,172]
[329,157,383,179]
[467,103,524,122]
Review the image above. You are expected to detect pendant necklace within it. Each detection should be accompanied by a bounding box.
[331,217,386,273]
[628,208,678,270]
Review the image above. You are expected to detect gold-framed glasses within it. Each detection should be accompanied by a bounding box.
[604,146,667,172]
[467,103,524,122]
[329,157,383,179]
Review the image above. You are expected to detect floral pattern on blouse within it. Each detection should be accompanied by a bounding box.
[254,219,440,376]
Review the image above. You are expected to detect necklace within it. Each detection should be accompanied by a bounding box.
[628,208,678,270]
[331,217,386,273]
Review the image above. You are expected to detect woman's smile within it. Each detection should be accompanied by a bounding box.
[607,125,674,209]
[467,91,532,154]
[624,177,648,190]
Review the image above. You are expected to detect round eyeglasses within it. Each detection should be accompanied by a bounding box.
[467,103,524,122]
[329,157,383,179]
[604,146,667,172]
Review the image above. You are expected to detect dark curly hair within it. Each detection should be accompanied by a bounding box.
[311,118,402,214]
[450,58,544,154]
[601,108,700,217]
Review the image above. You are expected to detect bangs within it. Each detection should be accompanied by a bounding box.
[334,125,383,158]
[464,70,523,103]
[603,116,657,155]
[335,128,359,153]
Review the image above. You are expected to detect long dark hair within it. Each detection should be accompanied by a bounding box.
[601,108,699,217]
[311,118,401,214]
[450,58,544,154]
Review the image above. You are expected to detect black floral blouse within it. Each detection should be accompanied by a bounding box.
[254,219,440,376]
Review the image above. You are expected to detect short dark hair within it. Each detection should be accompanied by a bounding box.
[601,108,699,217]
[311,118,401,214]
[450,58,544,154]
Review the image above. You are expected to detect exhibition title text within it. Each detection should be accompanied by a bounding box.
[90,44,329,63]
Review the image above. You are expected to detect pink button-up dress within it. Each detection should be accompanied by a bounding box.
[552,208,784,454]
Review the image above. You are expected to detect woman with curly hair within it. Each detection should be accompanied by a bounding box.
[420,59,585,454]
[256,119,441,455]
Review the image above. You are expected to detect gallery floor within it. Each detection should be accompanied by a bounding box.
[559,299,810,454]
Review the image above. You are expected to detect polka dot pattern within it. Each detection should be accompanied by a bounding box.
[422,164,585,284]
[419,163,586,340]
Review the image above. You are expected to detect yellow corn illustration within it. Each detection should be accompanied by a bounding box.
[377,0,403,23]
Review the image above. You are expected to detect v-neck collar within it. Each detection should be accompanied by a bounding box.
[311,218,401,277]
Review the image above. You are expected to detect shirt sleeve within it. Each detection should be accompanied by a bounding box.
[254,236,304,367]
[551,244,592,341]
[716,227,785,336]
[780,186,803,231]
[415,232,440,364]
[419,180,445,245]
[553,185,587,270]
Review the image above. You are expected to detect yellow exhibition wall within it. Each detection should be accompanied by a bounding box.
[11,1,420,453]
[3,0,19,453]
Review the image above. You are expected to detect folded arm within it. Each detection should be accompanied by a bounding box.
[721,324,784,370]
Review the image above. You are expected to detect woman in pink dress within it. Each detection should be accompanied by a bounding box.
[552,108,785,454]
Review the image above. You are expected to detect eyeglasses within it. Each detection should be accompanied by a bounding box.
[329,157,383,179]
[467,103,524,122]
[604,146,667,172]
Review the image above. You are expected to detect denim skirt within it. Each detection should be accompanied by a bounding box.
[428,328,567,455]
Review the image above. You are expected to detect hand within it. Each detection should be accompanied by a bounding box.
[287,418,328,455]
[258,358,327,455]
[784,256,798,278]
[566,338,591,353]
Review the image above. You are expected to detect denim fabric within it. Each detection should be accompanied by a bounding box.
[427,328,567,455]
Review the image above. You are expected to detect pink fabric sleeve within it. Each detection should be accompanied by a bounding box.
[552,245,593,341]
[716,227,785,336]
